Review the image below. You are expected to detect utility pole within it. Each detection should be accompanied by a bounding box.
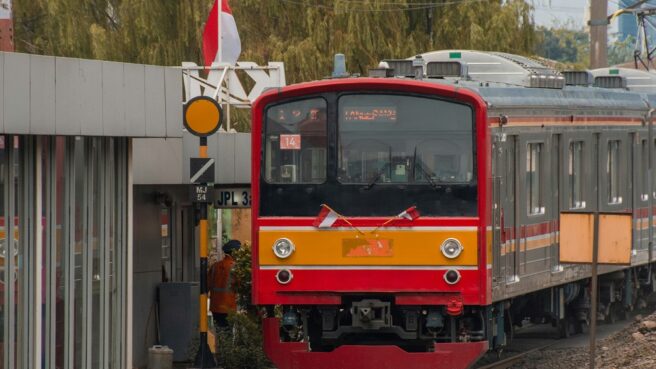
[589,0,609,68]
[0,0,13,51]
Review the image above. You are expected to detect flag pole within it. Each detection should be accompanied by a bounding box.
[321,204,365,236]
[217,0,223,64]
[370,217,398,234]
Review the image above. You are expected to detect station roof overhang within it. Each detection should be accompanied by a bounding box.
[0,51,182,138]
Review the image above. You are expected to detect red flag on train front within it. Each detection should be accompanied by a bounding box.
[202,0,242,66]
[398,206,420,221]
[313,204,339,228]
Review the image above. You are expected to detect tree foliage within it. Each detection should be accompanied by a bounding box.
[14,0,537,83]
[535,23,638,69]
[608,35,636,66]
[535,25,589,69]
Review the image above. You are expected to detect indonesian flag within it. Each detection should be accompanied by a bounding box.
[202,0,242,66]
[313,204,339,228]
[398,206,420,221]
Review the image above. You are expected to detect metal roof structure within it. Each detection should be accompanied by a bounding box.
[591,67,656,92]
[375,50,653,114]
[0,51,182,137]
[418,49,562,88]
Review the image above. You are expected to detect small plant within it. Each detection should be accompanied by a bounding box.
[214,242,271,369]
[215,313,270,369]
[231,242,254,311]
[186,334,199,363]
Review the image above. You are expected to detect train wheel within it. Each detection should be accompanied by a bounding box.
[605,302,623,324]
[558,318,571,338]
[504,313,514,342]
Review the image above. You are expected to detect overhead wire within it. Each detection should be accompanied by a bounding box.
[275,0,490,12]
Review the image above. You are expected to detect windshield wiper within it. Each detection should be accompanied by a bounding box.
[362,146,392,190]
[362,162,390,190]
[412,147,441,189]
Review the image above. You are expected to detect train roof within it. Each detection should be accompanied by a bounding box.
[471,84,647,113]
[377,50,654,113]
[266,50,656,115]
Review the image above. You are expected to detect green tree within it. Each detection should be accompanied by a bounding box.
[13,0,207,64]
[14,0,538,80]
[608,35,636,66]
[534,25,589,70]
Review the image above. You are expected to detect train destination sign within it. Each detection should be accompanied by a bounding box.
[342,106,397,122]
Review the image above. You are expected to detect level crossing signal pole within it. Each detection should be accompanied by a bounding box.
[183,96,223,368]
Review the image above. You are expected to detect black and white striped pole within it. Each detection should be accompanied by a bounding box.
[184,96,223,368]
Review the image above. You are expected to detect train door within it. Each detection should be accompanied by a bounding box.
[598,132,631,241]
[492,137,502,286]
[559,133,593,271]
[500,135,518,282]
[550,134,560,271]
[636,135,649,253]
[518,134,549,277]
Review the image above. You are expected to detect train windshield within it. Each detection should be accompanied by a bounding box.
[260,92,477,217]
[338,94,474,185]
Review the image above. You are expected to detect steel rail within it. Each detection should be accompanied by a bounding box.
[476,342,559,369]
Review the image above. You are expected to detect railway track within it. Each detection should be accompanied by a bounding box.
[476,342,558,369]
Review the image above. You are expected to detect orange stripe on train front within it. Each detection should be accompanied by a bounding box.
[259,229,478,266]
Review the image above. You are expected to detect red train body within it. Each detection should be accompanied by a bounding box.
[251,50,656,368]
[252,78,491,369]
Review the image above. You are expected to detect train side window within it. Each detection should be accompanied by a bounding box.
[506,143,515,199]
[527,143,544,215]
[607,140,622,204]
[568,141,585,209]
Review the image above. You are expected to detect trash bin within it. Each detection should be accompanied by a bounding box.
[159,282,199,361]
[148,345,174,369]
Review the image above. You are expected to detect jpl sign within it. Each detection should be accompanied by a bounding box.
[215,188,251,208]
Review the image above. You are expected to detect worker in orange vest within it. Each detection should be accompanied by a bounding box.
[208,239,241,331]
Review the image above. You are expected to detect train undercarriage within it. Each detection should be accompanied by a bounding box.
[276,297,487,351]
[508,265,656,340]
[263,265,656,369]
[263,295,490,369]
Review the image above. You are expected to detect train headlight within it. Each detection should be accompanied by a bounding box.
[440,238,463,259]
[273,238,295,259]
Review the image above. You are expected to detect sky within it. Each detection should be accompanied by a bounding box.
[532,0,620,33]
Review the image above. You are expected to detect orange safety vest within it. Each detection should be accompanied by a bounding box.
[208,255,237,314]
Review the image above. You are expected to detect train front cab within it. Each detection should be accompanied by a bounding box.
[251,79,492,369]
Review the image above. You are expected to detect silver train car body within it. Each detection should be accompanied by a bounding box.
[384,50,656,338]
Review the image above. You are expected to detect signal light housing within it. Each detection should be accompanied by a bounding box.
[276,269,293,285]
[443,269,461,285]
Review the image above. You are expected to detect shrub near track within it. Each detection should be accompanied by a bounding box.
[215,243,271,369]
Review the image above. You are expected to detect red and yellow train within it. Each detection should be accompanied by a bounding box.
[251,50,656,369]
